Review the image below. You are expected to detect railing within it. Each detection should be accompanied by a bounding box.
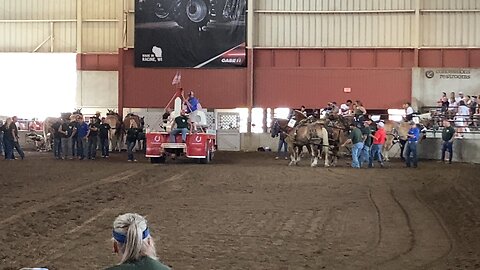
[420,106,480,134]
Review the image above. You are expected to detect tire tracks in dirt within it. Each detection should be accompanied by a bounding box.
[372,180,452,269]
[0,169,142,228]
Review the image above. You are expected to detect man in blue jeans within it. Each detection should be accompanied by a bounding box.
[341,123,364,168]
[275,130,288,160]
[360,119,374,168]
[0,120,4,156]
[170,110,190,143]
[405,120,420,168]
[76,116,89,160]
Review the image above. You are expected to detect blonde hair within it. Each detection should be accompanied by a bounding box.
[112,213,158,264]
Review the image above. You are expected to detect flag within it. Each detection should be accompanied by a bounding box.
[172,71,181,85]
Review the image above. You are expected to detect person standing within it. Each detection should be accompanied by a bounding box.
[441,120,455,164]
[98,117,111,158]
[341,123,364,168]
[360,120,374,168]
[51,119,63,159]
[405,121,420,168]
[369,122,386,168]
[1,118,14,160]
[60,117,75,160]
[126,120,140,162]
[404,102,414,122]
[76,116,89,160]
[185,91,200,132]
[340,100,353,116]
[10,116,25,160]
[87,120,99,160]
[275,130,288,160]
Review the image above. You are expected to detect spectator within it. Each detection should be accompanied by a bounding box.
[76,116,89,160]
[1,118,14,160]
[455,100,470,136]
[169,110,189,143]
[441,120,455,164]
[448,92,457,111]
[404,102,414,122]
[369,122,386,168]
[353,100,367,123]
[126,119,140,162]
[456,92,464,103]
[51,119,63,159]
[87,120,99,160]
[10,116,25,160]
[299,105,307,117]
[341,123,364,169]
[438,92,449,113]
[469,96,478,127]
[107,213,170,270]
[405,121,420,168]
[340,100,353,116]
[99,117,111,158]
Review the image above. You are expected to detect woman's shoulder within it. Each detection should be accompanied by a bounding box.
[105,257,171,270]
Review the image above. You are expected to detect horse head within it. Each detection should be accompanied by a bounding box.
[72,108,82,115]
[106,109,117,116]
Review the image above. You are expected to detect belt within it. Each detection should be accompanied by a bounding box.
[408,141,417,143]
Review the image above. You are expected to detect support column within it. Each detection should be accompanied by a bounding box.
[246,0,255,133]
[118,48,125,117]
[76,0,82,53]
[413,0,421,67]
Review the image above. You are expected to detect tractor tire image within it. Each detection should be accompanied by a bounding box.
[173,0,211,30]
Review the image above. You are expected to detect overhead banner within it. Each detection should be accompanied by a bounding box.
[135,0,247,68]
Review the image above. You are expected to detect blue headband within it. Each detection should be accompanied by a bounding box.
[112,227,150,244]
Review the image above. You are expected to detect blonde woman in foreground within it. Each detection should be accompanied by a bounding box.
[107,213,171,270]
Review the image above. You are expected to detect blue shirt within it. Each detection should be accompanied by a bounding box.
[408,127,420,142]
[77,122,89,138]
[186,97,199,113]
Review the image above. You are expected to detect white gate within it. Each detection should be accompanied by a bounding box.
[216,112,240,151]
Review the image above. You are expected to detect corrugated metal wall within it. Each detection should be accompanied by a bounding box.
[2,0,480,52]
[421,0,480,47]
[255,0,480,48]
[0,0,122,52]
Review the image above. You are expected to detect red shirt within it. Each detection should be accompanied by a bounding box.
[373,128,386,144]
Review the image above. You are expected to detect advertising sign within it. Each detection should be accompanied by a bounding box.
[135,0,247,68]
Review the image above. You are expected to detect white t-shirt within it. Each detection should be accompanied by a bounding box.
[406,106,414,115]
[340,104,350,115]
[455,97,463,104]
[457,105,470,116]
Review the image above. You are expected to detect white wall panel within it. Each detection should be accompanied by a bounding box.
[421,12,480,47]
[0,0,122,52]
[256,13,414,47]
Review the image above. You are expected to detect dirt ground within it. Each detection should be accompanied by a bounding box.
[0,151,480,270]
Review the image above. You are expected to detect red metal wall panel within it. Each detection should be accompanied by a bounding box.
[77,53,118,71]
[376,50,402,67]
[273,50,298,67]
[253,50,273,68]
[471,50,480,67]
[299,50,325,67]
[442,49,469,67]
[254,68,411,109]
[121,49,247,109]
[325,50,349,67]
[350,50,376,68]
[418,49,443,67]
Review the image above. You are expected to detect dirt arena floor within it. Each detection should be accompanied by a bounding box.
[1,151,480,270]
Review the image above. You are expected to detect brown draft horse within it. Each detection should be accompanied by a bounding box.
[271,118,330,167]
[106,109,124,151]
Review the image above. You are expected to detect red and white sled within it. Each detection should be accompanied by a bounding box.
[145,132,216,164]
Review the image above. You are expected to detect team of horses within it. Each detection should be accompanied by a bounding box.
[271,111,433,167]
[43,109,145,152]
